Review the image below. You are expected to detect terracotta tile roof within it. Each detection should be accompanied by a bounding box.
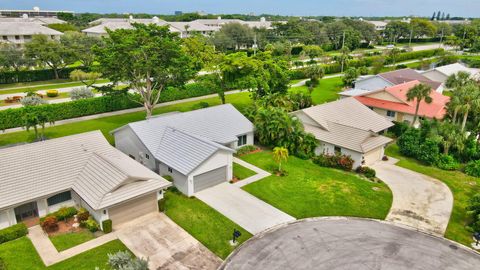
[355,80,450,119]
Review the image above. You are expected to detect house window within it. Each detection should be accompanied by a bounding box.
[237,135,247,146]
[168,167,173,173]
[128,154,135,160]
[145,153,150,159]
[14,35,20,40]
[24,35,32,40]
[368,106,374,110]
[334,146,342,155]
[47,191,72,206]
[2,36,7,40]
[386,110,396,117]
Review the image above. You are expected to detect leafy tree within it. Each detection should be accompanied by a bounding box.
[411,18,437,38]
[387,47,401,65]
[406,83,433,127]
[466,193,480,232]
[253,52,290,99]
[47,23,78,32]
[69,69,102,87]
[384,21,410,43]
[0,43,32,71]
[342,67,358,87]
[25,35,73,79]
[304,65,325,92]
[457,83,480,131]
[417,138,440,165]
[94,23,194,118]
[446,71,473,89]
[397,127,422,157]
[435,121,466,155]
[182,35,217,71]
[22,106,54,140]
[273,147,289,172]
[60,31,103,68]
[211,23,254,51]
[301,45,323,61]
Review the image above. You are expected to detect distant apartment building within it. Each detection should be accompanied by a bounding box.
[0,6,73,18]
[0,21,62,46]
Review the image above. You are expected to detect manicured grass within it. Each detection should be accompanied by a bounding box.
[0,92,252,147]
[164,189,252,259]
[241,151,392,219]
[49,230,96,251]
[385,144,480,247]
[0,79,71,90]
[290,76,343,104]
[233,163,256,180]
[0,79,109,95]
[0,237,129,270]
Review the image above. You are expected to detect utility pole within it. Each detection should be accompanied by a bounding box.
[253,34,258,56]
[439,27,444,48]
[341,31,346,73]
[341,31,346,49]
[409,28,413,47]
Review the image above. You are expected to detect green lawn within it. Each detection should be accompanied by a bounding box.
[49,230,96,252]
[0,79,109,95]
[0,92,252,147]
[289,76,343,104]
[164,189,252,259]
[240,151,392,219]
[0,237,128,270]
[385,144,480,247]
[233,163,256,180]
[0,79,71,90]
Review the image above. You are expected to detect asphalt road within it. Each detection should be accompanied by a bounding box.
[221,218,480,270]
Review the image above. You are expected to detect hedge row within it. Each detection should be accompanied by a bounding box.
[0,223,28,244]
[0,67,90,84]
[289,49,444,80]
[0,83,217,130]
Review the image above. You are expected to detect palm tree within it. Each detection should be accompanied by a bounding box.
[445,71,472,89]
[406,83,433,127]
[436,121,465,155]
[273,147,289,172]
[447,86,464,124]
[458,83,480,132]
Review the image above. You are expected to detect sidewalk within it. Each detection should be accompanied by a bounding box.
[1,90,241,134]
[0,94,103,111]
[233,157,271,187]
[0,82,110,101]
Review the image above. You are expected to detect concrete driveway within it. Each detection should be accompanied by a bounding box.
[116,212,222,270]
[372,160,453,235]
[195,183,295,234]
[221,218,480,270]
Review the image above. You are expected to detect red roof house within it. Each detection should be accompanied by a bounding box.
[354,80,450,125]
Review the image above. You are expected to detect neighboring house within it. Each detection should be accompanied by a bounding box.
[193,17,279,30]
[0,21,62,45]
[0,131,171,230]
[292,98,393,168]
[365,20,387,31]
[354,80,450,127]
[112,104,255,196]
[340,68,443,97]
[0,16,66,25]
[421,63,480,85]
[83,16,216,38]
[0,6,73,18]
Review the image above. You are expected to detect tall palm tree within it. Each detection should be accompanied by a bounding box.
[406,83,433,127]
[436,121,465,155]
[458,83,480,132]
[447,86,464,124]
[445,71,472,89]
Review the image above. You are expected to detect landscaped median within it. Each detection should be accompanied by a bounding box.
[385,144,480,247]
[239,150,393,220]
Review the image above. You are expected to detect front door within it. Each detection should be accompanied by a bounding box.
[14,202,38,222]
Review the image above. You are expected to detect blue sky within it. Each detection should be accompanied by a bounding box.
[2,0,478,17]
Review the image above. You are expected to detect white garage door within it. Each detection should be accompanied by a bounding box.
[193,166,227,193]
[108,193,158,227]
[364,147,383,166]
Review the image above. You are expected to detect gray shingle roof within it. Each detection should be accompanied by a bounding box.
[295,98,393,153]
[114,104,253,175]
[0,22,63,36]
[0,131,170,211]
[379,68,442,90]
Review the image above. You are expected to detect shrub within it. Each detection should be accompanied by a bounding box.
[436,154,460,171]
[54,206,78,221]
[417,138,440,165]
[389,121,410,137]
[466,193,480,232]
[162,175,173,182]
[191,101,209,110]
[288,92,313,111]
[70,87,94,100]
[356,166,376,179]
[0,223,28,244]
[108,250,149,270]
[397,128,422,157]
[0,257,5,270]
[46,90,59,97]
[0,66,89,85]
[20,95,46,106]
[82,217,99,232]
[312,154,354,171]
[40,216,59,233]
[465,160,480,177]
[102,219,112,233]
[76,208,90,223]
[158,199,166,212]
[236,145,257,156]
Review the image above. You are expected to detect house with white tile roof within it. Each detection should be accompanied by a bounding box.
[111,104,255,196]
[0,21,62,45]
[0,131,171,230]
[421,63,480,85]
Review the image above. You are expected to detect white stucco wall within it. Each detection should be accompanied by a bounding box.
[315,141,363,168]
[113,127,156,171]
[0,209,15,230]
[158,162,189,195]
[229,132,254,149]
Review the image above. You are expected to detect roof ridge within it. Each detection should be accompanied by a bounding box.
[162,126,234,152]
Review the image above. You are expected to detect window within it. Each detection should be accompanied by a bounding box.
[145,153,150,159]
[334,146,342,155]
[24,35,31,40]
[386,110,396,117]
[47,191,72,206]
[368,106,374,110]
[14,35,20,40]
[237,135,247,146]
[168,167,173,173]
[2,36,7,41]
[128,154,135,160]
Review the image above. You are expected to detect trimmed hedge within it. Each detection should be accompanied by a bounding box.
[0,223,28,244]
[102,219,112,233]
[0,67,89,84]
[0,83,218,130]
[158,198,166,212]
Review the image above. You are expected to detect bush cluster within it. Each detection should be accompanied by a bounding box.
[76,208,90,223]
[0,223,28,244]
[356,166,376,179]
[236,145,258,156]
[0,67,89,84]
[312,154,354,171]
[40,216,59,232]
[81,217,99,232]
[467,193,480,232]
[158,199,166,212]
[46,90,59,97]
[465,160,480,177]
